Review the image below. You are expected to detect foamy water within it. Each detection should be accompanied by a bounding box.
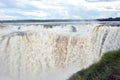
[0,22,120,80]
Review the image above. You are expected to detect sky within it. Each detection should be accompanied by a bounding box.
[0,0,120,20]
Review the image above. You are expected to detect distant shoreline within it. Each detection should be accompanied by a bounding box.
[0,19,91,23]
[0,19,120,26]
[0,18,120,23]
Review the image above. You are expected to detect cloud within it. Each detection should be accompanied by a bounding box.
[0,2,6,7]
[18,11,49,18]
[86,0,117,2]
[0,8,49,19]
[0,14,17,20]
[0,0,120,20]
[81,0,120,12]
[14,0,65,10]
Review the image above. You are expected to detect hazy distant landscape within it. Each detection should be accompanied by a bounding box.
[0,17,120,23]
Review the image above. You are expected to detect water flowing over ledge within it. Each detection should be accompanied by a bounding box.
[0,22,120,80]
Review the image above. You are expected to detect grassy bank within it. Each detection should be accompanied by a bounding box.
[69,49,120,80]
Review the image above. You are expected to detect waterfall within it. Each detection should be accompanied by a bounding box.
[0,23,120,80]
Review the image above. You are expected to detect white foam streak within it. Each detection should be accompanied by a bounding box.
[0,23,120,80]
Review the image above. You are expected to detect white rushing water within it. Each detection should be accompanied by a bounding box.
[0,23,120,80]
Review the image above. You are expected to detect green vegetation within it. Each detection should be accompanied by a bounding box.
[69,49,120,80]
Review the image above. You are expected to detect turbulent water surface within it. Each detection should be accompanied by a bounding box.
[0,21,120,80]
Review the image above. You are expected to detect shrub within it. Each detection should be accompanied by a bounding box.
[69,49,120,80]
